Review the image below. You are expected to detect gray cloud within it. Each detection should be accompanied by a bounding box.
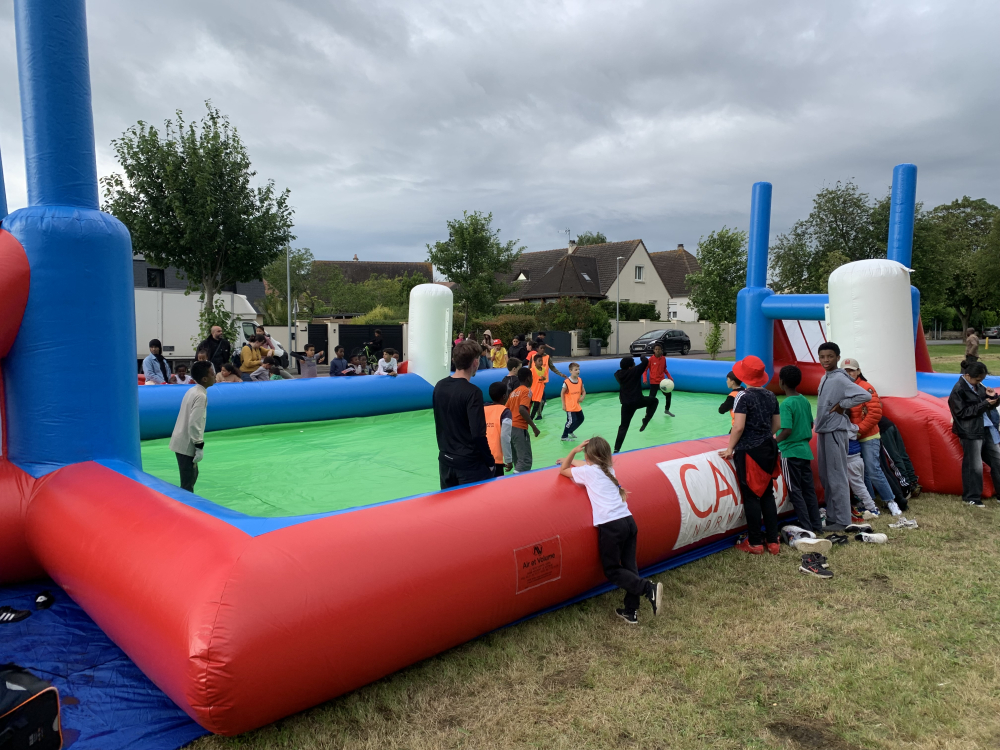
[1,0,998,265]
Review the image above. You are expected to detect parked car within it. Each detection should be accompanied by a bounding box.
[983,326,1000,339]
[629,329,691,356]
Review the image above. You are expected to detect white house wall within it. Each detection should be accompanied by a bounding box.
[604,243,672,319]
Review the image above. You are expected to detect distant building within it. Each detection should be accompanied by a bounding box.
[132,254,266,312]
[648,244,701,322]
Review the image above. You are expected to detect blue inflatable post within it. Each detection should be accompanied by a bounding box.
[887,163,920,342]
[734,182,774,375]
[0,144,8,220]
[4,0,140,474]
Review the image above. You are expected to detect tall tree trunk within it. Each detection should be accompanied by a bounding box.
[959,305,971,335]
[203,277,216,312]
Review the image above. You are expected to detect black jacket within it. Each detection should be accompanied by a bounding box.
[949,376,1000,441]
[615,357,648,404]
[199,336,232,370]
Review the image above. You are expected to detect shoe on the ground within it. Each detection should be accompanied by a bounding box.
[851,508,865,523]
[795,537,832,555]
[735,538,764,555]
[646,580,663,616]
[34,591,54,610]
[568,433,577,439]
[0,606,31,624]
[665,410,675,417]
[825,533,850,545]
[639,417,651,432]
[965,499,986,508]
[845,523,873,534]
[804,552,830,569]
[862,509,881,519]
[780,525,815,547]
[886,500,902,516]
[824,523,847,532]
[898,498,909,512]
[799,555,834,579]
[889,516,919,529]
[911,484,922,498]
[765,542,780,556]
[616,607,639,624]
[855,532,888,544]
[560,436,573,441]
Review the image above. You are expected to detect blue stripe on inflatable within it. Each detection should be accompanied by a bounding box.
[917,371,1000,398]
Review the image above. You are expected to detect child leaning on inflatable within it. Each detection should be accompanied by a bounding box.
[559,436,662,625]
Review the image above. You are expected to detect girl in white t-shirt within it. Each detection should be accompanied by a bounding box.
[559,436,662,624]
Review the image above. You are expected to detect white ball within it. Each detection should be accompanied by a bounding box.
[659,378,675,393]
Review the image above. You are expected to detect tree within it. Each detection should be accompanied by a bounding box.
[101,102,294,310]
[575,231,607,246]
[686,227,747,360]
[262,247,315,319]
[929,197,1000,333]
[426,211,523,328]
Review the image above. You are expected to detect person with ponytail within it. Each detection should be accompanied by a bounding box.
[142,339,171,385]
[559,436,663,625]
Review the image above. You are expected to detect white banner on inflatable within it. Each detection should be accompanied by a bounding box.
[658,451,790,551]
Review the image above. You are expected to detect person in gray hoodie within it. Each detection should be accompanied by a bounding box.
[814,342,872,531]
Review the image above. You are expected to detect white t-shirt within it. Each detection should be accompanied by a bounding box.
[375,358,397,376]
[570,464,632,526]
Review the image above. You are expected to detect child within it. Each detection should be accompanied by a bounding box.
[216,362,243,383]
[775,365,824,534]
[295,344,325,378]
[561,363,586,441]
[251,356,278,381]
[490,339,508,369]
[718,371,745,427]
[169,364,195,385]
[142,339,171,384]
[529,354,548,419]
[644,343,675,417]
[169,361,214,492]
[501,358,522,400]
[329,346,351,376]
[375,349,398,376]
[195,347,210,363]
[505,367,540,472]
[357,353,372,376]
[559,436,662,624]
[613,357,658,453]
[485,381,513,476]
[847,423,881,519]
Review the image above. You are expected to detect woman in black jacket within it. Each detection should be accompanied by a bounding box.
[948,361,1000,507]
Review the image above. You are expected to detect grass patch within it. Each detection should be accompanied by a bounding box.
[929,344,1000,374]
[192,493,1000,749]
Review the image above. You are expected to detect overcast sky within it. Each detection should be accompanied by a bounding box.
[1,1,998,266]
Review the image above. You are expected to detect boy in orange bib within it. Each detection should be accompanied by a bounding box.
[561,362,586,440]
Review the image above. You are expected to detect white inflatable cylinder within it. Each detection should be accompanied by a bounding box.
[407,283,453,386]
[828,259,916,398]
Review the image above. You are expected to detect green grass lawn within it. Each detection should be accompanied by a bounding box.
[928,343,1000,374]
[190,494,1000,750]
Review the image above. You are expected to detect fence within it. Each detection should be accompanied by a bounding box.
[607,320,735,355]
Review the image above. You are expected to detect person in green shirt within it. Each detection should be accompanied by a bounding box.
[775,365,823,533]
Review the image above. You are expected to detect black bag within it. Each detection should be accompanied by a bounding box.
[0,665,62,750]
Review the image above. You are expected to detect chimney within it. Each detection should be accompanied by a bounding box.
[567,240,577,254]
[353,254,359,261]
[677,244,684,251]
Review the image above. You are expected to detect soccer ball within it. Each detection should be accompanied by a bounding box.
[659,378,675,393]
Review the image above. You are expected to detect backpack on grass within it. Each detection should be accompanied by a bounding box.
[0,664,62,750]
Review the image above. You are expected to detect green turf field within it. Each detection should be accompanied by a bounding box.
[140,391,753,517]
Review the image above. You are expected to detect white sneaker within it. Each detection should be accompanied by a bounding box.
[862,509,881,519]
[795,537,833,554]
[886,501,902,516]
[889,516,919,529]
[560,437,573,441]
[855,532,888,544]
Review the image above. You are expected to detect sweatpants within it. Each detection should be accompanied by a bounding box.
[960,428,1000,503]
[860,438,898,503]
[597,515,649,612]
[781,456,823,533]
[734,440,780,545]
[510,427,533,472]
[175,452,198,492]
[493,463,506,478]
[817,431,851,528]
[846,453,877,512]
[646,384,672,413]
[614,396,658,452]
[562,410,585,439]
[438,457,494,490]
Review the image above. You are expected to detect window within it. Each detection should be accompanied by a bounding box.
[146,268,165,288]
[670,311,678,319]
[581,273,592,282]
[634,265,644,282]
[516,271,529,281]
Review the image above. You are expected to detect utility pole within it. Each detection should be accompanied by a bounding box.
[286,248,292,353]
[616,255,624,355]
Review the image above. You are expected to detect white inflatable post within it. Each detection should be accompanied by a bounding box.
[827,259,917,398]
[407,283,453,385]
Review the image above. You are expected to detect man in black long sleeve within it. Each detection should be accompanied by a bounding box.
[198,326,232,373]
[433,340,496,489]
[614,356,659,453]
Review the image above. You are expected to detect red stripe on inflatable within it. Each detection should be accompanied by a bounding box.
[0,229,31,359]
[914,318,934,373]
[0,459,44,583]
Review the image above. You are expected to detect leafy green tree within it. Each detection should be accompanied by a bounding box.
[101,103,294,310]
[262,247,315,317]
[575,231,607,246]
[686,227,747,360]
[427,211,523,328]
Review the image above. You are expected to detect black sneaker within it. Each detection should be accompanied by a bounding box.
[825,533,850,545]
[845,523,873,534]
[0,606,31,624]
[799,555,834,579]
[804,552,830,569]
[966,499,986,508]
[639,417,651,432]
[34,591,54,610]
[645,580,663,617]
[616,608,639,625]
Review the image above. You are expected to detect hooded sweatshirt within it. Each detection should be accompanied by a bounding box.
[814,368,871,433]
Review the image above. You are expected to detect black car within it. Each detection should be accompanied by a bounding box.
[629,329,691,356]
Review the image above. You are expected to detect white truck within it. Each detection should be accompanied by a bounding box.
[134,288,264,367]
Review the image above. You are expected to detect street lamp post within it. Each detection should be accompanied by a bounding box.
[286,248,292,354]
[616,256,624,355]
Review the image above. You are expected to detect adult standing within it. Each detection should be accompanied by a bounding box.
[142,339,172,384]
[613,356,658,453]
[367,329,385,359]
[432,340,495,489]
[718,356,781,554]
[198,325,232,373]
[948,361,1000,507]
[963,328,980,371]
[509,336,527,363]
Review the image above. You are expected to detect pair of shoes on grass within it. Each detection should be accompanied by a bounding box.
[888,516,918,529]
[799,552,833,579]
[616,580,663,625]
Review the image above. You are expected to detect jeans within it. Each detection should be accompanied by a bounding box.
[735,441,780,545]
[175,452,198,492]
[782,456,823,533]
[562,410,585,439]
[860,439,898,503]
[960,429,1000,503]
[597,515,648,612]
[438,457,494,490]
[614,396,658,452]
